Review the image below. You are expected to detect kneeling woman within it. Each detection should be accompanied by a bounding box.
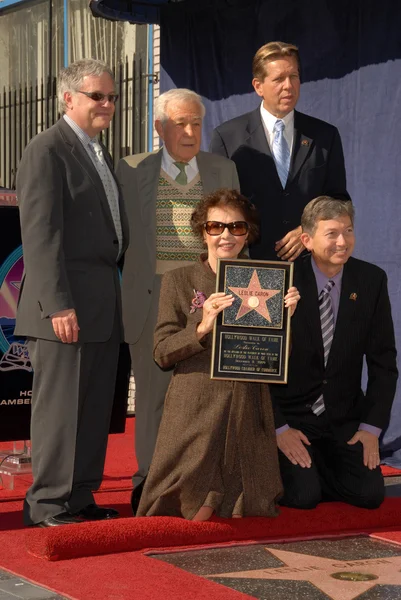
[137,189,300,521]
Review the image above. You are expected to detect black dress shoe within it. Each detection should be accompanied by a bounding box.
[73,503,119,521]
[37,512,82,527]
[131,478,146,515]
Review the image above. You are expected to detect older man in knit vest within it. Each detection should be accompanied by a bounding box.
[117,89,239,513]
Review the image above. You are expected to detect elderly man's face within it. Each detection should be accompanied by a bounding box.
[252,55,300,118]
[155,99,202,162]
[64,72,116,137]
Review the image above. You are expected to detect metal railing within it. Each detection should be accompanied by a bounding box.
[0,54,148,189]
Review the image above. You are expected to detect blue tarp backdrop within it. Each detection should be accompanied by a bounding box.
[159,0,401,465]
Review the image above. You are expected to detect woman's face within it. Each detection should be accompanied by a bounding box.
[203,205,249,269]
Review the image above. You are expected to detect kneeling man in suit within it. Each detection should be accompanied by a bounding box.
[271,196,398,509]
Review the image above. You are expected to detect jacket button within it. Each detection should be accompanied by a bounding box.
[148,289,152,294]
[113,239,118,245]
[323,379,327,384]
[283,220,290,225]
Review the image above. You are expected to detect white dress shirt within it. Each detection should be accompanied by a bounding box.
[161,146,199,183]
[260,103,295,156]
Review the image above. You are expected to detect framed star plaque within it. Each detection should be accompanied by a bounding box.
[211,258,293,383]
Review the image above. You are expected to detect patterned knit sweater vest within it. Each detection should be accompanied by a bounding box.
[155,170,205,273]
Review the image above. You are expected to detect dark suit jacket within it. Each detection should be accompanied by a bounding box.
[15,118,129,343]
[210,108,350,259]
[270,255,398,431]
[116,148,239,344]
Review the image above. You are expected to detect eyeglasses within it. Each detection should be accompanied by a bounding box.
[203,221,249,236]
[78,91,119,103]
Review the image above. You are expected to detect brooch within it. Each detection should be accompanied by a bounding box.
[190,289,207,313]
[349,293,358,301]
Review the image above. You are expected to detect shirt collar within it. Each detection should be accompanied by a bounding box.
[260,102,294,135]
[161,146,198,171]
[311,256,343,293]
[63,114,94,146]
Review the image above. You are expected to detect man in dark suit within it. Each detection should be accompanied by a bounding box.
[271,196,398,509]
[117,89,239,512]
[15,59,129,526]
[210,41,350,261]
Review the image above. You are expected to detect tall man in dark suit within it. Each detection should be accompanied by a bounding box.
[117,89,239,511]
[15,59,129,527]
[210,41,350,261]
[271,197,398,509]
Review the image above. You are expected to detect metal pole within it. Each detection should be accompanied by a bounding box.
[63,0,69,65]
[147,24,154,152]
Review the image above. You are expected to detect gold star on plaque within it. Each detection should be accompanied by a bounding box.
[228,269,281,322]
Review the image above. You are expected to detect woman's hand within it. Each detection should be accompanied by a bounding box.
[196,292,234,340]
[284,286,301,317]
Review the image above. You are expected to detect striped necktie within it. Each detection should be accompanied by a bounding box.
[272,119,291,188]
[173,161,188,185]
[88,139,123,255]
[311,280,335,416]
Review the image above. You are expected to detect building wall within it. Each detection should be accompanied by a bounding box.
[0,0,150,188]
[0,0,64,87]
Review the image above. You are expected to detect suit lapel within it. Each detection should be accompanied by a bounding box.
[57,119,117,238]
[197,151,220,195]
[327,260,358,366]
[245,108,272,156]
[101,143,130,252]
[138,150,162,226]
[58,119,107,202]
[287,111,313,185]
[298,256,324,361]
[241,108,286,190]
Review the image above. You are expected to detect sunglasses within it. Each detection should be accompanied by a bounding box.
[203,221,249,236]
[78,91,119,103]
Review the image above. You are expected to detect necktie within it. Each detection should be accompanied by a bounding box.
[272,119,291,188]
[173,161,188,185]
[311,280,335,416]
[88,139,123,254]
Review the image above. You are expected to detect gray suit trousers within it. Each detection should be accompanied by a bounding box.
[24,314,120,525]
[130,275,172,488]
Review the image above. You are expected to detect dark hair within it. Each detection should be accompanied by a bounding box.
[191,188,259,244]
[301,196,355,235]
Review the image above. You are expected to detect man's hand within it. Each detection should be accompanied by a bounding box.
[51,309,80,344]
[275,226,304,261]
[277,427,312,468]
[347,430,380,470]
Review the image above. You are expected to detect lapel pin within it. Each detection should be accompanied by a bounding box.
[349,293,357,301]
[301,140,309,146]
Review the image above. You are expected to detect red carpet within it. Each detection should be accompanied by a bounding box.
[25,497,401,561]
[370,530,401,546]
[381,464,401,476]
[0,502,251,600]
[1,497,401,600]
[1,419,401,599]
[0,417,137,501]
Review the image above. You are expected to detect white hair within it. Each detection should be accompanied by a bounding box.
[57,59,114,113]
[154,88,206,123]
